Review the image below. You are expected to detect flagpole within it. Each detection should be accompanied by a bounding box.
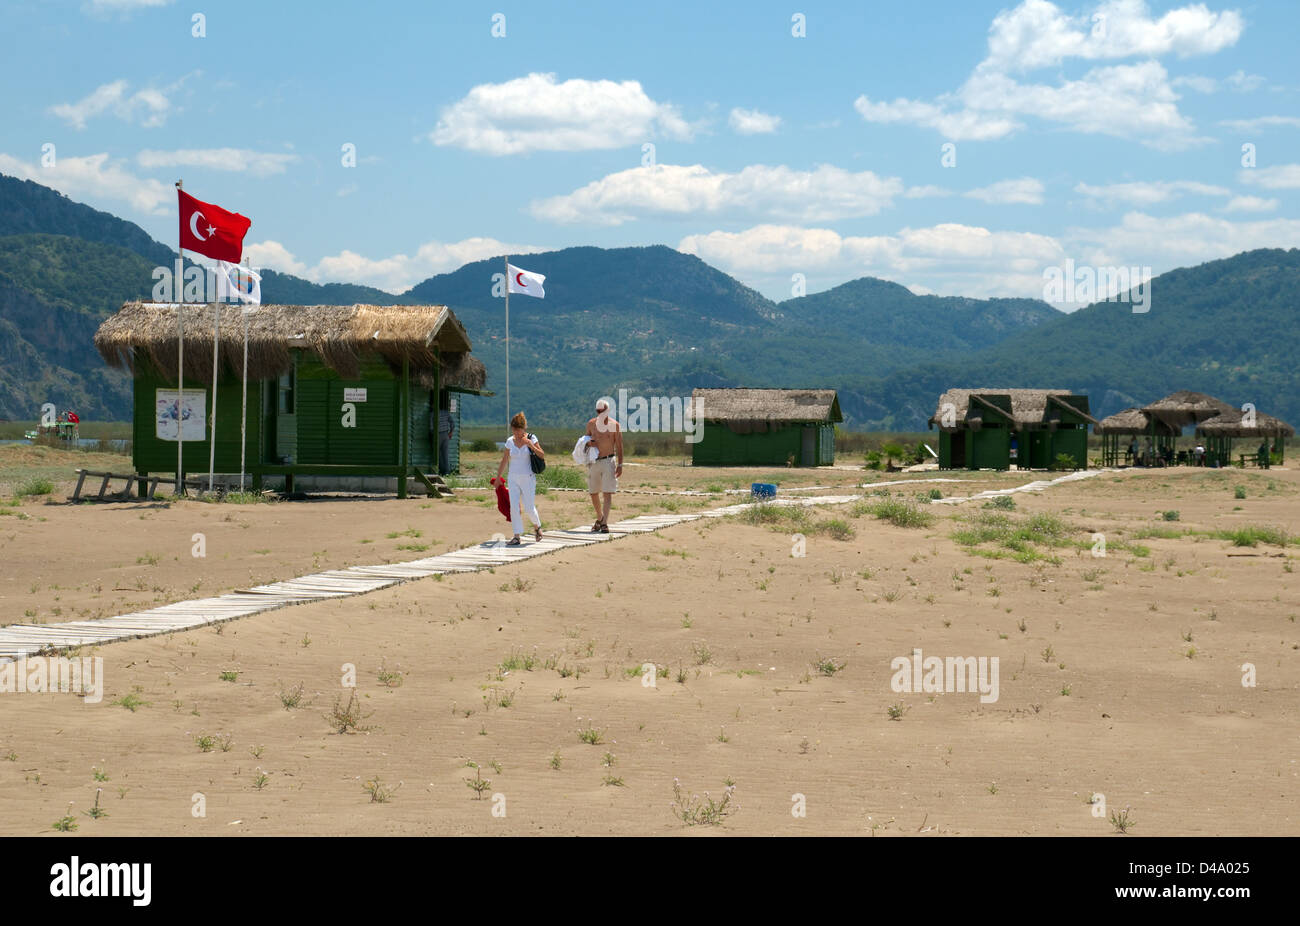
[175,179,185,497]
[504,254,510,429]
[240,258,249,494]
[208,289,220,493]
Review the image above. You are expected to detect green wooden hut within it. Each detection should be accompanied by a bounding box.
[929,388,1095,471]
[94,302,486,497]
[690,388,841,467]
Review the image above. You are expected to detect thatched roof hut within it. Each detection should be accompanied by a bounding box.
[1141,391,1234,430]
[1094,407,1178,437]
[929,388,1097,430]
[94,302,486,391]
[1196,409,1296,439]
[693,388,841,427]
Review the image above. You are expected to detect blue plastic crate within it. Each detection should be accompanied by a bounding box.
[751,482,777,499]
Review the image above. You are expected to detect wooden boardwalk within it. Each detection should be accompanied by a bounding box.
[0,471,1109,661]
[0,494,858,661]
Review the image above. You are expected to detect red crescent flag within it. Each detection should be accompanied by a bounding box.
[506,263,546,298]
[178,189,251,263]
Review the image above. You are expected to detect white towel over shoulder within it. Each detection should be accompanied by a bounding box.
[572,435,598,465]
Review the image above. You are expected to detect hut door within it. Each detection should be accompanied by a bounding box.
[801,427,816,466]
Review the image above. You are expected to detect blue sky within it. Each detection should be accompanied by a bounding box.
[1,0,1297,306]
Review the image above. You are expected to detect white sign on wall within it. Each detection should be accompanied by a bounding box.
[343,388,367,402]
[155,388,207,441]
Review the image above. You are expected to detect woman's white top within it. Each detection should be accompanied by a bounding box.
[507,434,535,478]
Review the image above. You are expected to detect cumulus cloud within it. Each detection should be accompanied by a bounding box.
[0,150,172,214]
[678,222,1064,299]
[1067,210,1300,268]
[137,148,299,177]
[530,163,909,225]
[1221,195,1277,212]
[1219,115,1300,131]
[50,74,195,129]
[728,107,781,134]
[429,73,692,155]
[964,177,1045,204]
[1073,179,1230,207]
[854,0,1242,149]
[245,238,543,293]
[1239,164,1300,189]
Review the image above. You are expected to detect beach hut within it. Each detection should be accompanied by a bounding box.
[690,388,841,467]
[94,302,487,497]
[1093,408,1177,467]
[1196,409,1294,467]
[928,388,1095,471]
[1140,391,1235,465]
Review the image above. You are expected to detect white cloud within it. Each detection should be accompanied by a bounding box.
[728,107,781,135]
[530,163,908,225]
[1074,179,1230,206]
[1222,195,1277,213]
[84,0,172,14]
[965,177,1045,204]
[1225,69,1265,91]
[242,240,306,276]
[0,151,172,214]
[1219,115,1300,131]
[1239,164,1300,189]
[1067,210,1300,268]
[678,222,1064,299]
[429,73,691,155]
[50,75,195,129]
[247,238,543,292]
[137,148,299,177]
[854,0,1241,149]
[1174,69,1265,93]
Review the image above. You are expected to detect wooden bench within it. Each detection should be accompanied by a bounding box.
[71,469,161,502]
[1237,453,1259,468]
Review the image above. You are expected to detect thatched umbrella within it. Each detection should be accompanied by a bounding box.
[94,302,485,390]
[1141,390,1235,430]
[1197,409,1295,464]
[1094,407,1177,466]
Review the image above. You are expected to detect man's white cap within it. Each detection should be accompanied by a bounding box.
[595,399,609,412]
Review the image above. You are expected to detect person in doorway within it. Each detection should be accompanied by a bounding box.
[1259,438,1271,469]
[585,398,623,533]
[495,412,544,545]
[437,400,454,475]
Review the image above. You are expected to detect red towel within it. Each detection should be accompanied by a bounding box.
[491,477,511,521]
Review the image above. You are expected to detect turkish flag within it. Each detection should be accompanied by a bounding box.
[178,189,251,263]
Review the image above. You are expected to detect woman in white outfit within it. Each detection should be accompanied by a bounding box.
[496,412,545,545]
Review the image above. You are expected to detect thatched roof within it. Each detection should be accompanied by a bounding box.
[691,388,842,427]
[930,388,1096,430]
[1196,409,1295,439]
[94,302,485,391]
[1141,391,1234,429]
[1093,407,1178,436]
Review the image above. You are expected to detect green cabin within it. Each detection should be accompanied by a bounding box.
[94,302,487,496]
[690,388,841,467]
[929,388,1095,471]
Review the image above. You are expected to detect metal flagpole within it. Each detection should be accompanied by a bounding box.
[175,180,185,496]
[239,258,250,493]
[504,254,510,429]
[208,284,220,493]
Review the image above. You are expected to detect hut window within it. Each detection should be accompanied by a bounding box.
[277,369,295,414]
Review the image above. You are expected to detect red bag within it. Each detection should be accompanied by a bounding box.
[491,477,512,521]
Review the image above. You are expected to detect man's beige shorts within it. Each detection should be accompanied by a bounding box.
[587,456,618,494]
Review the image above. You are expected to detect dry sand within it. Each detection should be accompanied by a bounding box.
[1,447,1297,835]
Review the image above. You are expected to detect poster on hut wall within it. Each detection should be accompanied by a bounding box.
[155,388,207,442]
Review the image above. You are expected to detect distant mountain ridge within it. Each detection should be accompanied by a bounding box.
[3,172,1295,431]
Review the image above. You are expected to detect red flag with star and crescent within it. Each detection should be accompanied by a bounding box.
[178,189,251,263]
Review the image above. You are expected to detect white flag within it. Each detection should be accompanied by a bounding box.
[218,261,261,306]
[507,263,545,298]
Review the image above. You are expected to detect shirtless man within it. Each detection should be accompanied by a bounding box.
[585,398,624,532]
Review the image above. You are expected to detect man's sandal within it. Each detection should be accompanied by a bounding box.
[534,526,543,542]
[507,536,521,546]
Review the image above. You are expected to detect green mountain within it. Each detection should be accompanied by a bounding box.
[5,173,1293,433]
[859,248,1300,429]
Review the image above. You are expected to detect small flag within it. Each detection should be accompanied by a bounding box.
[507,263,546,298]
[178,189,251,263]
[218,261,261,306]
